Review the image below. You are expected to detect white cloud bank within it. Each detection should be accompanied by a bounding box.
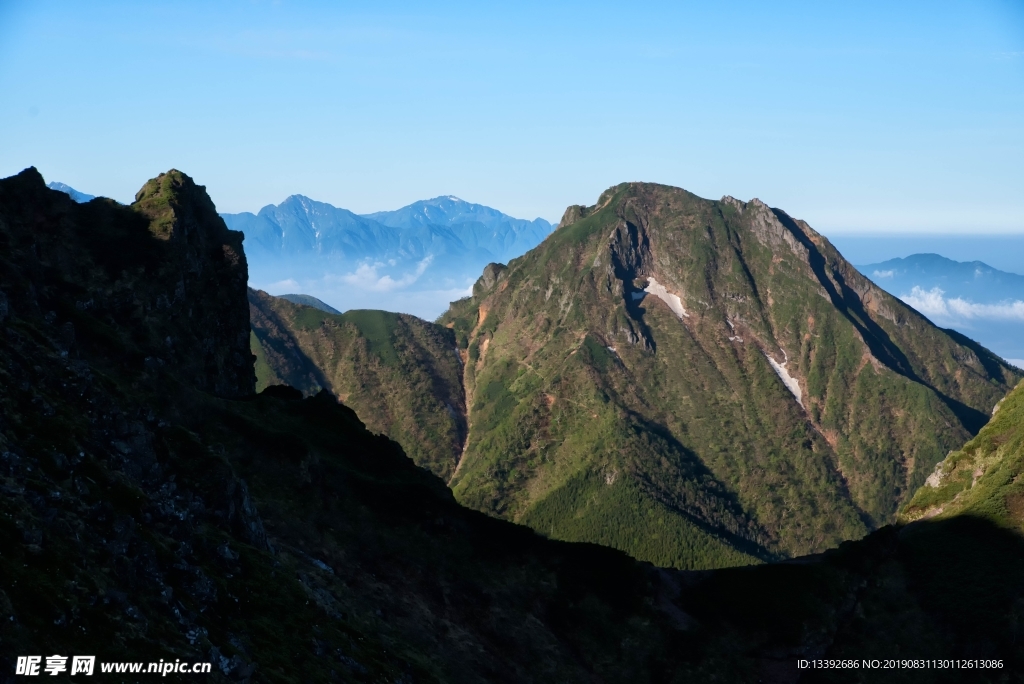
[251,254,474,320]
[900,287,1024,322]
[331,255,435,293]
[266,278,301,292]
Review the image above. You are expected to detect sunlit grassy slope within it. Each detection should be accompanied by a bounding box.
[903,378,1024,525]
[249,289,466,481]
[441,182,1020,569]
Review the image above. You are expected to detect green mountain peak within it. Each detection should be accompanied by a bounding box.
[9,168,1024,679]
[440,181,1020,568]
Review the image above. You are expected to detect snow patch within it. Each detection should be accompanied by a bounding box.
[643,278,688,319]
[924,462,945,488]
[764,349,802,407]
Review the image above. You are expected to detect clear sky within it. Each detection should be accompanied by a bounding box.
[1,0,1022,233]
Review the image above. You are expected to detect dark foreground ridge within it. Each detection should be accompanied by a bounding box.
[2,168,1024,683]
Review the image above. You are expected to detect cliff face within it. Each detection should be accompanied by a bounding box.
[0,167,253,399]
[0,167,704,682]
[5,168,1024,682]
[132,170,254,397]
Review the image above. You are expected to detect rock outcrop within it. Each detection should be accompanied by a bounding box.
[4,168,1024,682]
[0,167,253,398]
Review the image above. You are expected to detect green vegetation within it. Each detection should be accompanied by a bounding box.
[441,182,1020,569]
[5,167,1024,682]
[0,168,709,682]
[249,290,465,481]
[251,329,281,391]
[337,309,402,367]
[520,471,759,570]
[902,378,1024,526]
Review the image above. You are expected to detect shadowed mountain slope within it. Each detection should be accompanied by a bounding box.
[441,182,1021,569]
[248,289,466,480]
[5,168,1024,683]
[0,168,696,682]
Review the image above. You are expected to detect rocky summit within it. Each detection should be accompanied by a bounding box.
[0,168,739,682]
[440,182,1020,568]
[5,168,1024,682]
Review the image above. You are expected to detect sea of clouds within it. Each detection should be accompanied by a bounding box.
[253,255,474,320]
[900,286,1024,322]
[897,286,1024,368]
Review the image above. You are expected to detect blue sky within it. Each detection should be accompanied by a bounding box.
[1,0,1022,233]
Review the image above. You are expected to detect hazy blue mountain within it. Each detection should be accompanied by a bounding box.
[860,254,1024,300]
[221,195,554,320]
[221,195,388,257]
[363,195,553,262]
[277,293,341,314]
[223,194,552,264]
[859,253,1024,363]
[47,181,95,203]
[832,234,1024,275]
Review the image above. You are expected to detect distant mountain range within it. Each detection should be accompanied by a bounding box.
[46,181,95,203]
[19,169,1024,676]
[858,253,1024,364]
[220,194,554,319]
[46,181,554,319]
[832,233,1024,276]
[222,194,551,263]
